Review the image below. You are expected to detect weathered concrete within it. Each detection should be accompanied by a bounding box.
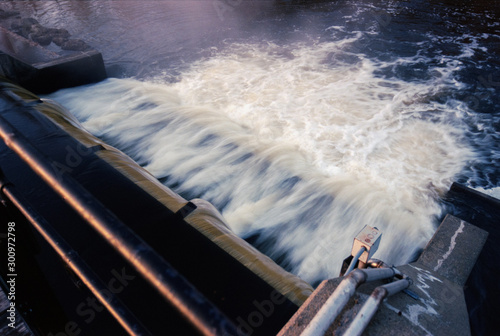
[279,215,488,335]
[444,183,499,336]
[0,25,106,93]
[417,214,488,286]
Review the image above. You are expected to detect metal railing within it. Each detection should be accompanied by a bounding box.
[343,278,412,336]
[0,95,237,336]
[0,175,151,336]
[300,267,400,336]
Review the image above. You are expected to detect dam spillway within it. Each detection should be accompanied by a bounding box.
[0,1,499,335]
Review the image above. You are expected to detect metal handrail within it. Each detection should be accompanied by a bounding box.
[0,102,237,336]
[300,267,397,336]
[343,278,412,336]
[0,177,152,336]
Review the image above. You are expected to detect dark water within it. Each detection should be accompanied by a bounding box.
[2,1,499,335]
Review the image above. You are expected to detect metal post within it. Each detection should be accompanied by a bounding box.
[345,246,366,275]
[343,278,412,336]
[0,112,237,336]
[300,268,397,336]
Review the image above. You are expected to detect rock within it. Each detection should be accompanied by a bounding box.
[30,23,48,36]
[9,19,29,38]
[29,24,53,45]
[14,18,40,38]
[46,27,70,39]
[31,33,52,46]
[6,15,90,52]
[21,17,38,27]
[32,27,71,47]
[52,36,68,47]
[61,39,90,51]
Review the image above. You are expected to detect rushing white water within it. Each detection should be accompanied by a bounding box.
[50,39,474,284]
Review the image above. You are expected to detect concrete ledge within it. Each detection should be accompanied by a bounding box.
[418,214,488,286]
[0,26,106,93]
[279,215,488,336]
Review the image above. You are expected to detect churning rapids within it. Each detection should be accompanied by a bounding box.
[4,0,499,332]
[50,53,472,283]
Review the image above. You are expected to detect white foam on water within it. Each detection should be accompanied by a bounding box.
[50,39,475,284]
[473,187,500,201]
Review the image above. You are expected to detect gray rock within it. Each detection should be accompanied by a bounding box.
[52,36,68,47]
[61,39,90,51]
[21,17,38,27]
[30,24,48,36]
[47,27,70,39]
[15,18,40,38]
[31,33,52,46]
[9,19,29,38]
